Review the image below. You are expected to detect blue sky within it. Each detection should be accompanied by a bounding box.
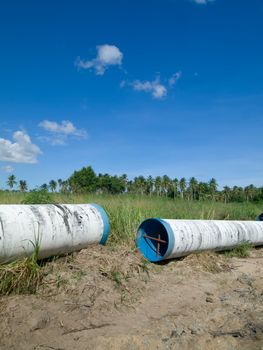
[0,0,262,188]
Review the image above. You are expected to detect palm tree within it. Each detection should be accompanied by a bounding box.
[40,183,48,191]
[57,178,63,192]
[61,180,69,193]
[19,180,28,192]
[189,177,198,201]
[7,174,16,190]
[161,175,171,197]
[155,176,162,196]
[146,176,154,196]
[222,186,231,203]
[134,176,146,195]
[197,182,209,200]
[120,174,128,193]
[244,184,255,202]
[49,180,57,192]
[172,178,178,199]
[126,180,135,193]
[179,178,186,199]
[209,178,218,200]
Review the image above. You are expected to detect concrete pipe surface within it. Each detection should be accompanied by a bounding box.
[0,203,110,263]
[137,218,263,262]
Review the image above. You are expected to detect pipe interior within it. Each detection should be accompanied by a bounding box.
[137,219,169,262]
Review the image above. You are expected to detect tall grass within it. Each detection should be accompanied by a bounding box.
[0,192,261,294]
[0,241,42,295]
[0,191,261,246]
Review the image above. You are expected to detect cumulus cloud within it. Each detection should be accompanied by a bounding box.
[39,120,87,145]
[192,0,215,4]
[2,165,14,173]
[122,72,181,100]
[0,131,42,164]
[75,44,123,75]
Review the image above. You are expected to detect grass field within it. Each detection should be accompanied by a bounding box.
[0,191,262,247]
[0,191,262,295]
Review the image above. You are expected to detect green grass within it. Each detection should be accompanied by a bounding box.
[0,242,42,295]
[0,191,262,247]
[224,242,254,258]
[0,192,262,294]
[21,189,56,204]
[61,194,262,246]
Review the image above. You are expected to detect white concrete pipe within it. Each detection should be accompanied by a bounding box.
[136,218,263,262]
[0,203,110,263]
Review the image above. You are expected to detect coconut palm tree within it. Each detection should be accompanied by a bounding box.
[209,178,218,200]
[40,183,48,191]
[154,176,162,196]
[7,174,16,190]
[61,180,69,193]
[222,186,231,203]
[189,177,198,201]
[134,176,146,195]
[57,178,63,192]
[161,175,171,197]
[119,174,128,193]
[244,184,255,202]
[19,180,28,192]
[146,176,154,196]
[179,178,186,199]
[49,180,57,192]
[172,178,178,199]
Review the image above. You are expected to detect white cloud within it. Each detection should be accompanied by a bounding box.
[122,72,181,100]
[75,44,123,75]
[168,71,182,86]
[39,120,87,145]
[0,131,42,164]
[131,78,167,99]
[192,0,215,4]
[2,165,14,173]
[39,120,85,136]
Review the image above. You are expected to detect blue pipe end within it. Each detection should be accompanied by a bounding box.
[136,218,174,262]
[257,213,263,221]
[90,203,110,245]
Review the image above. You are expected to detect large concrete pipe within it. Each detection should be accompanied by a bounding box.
[0,203,110,263]
[136,218,263,262]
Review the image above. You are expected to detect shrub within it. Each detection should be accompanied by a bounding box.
[21,189,55,204]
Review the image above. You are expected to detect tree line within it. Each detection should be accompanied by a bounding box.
[3,166,263,203]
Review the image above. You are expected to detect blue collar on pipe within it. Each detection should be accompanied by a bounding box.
[136,218,174,262]
[90,203,110,245]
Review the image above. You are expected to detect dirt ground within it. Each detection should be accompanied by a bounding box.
[0,246,262,350]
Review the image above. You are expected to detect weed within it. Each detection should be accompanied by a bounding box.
[110,270,123,285]
[0,244,42,295]
[21,189,56,204]
[183,251,233,273]
[71,269,86,281]
[53,272,67,288]
[0,259,41,295]
[224,242,253,258]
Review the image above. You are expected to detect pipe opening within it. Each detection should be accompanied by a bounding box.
[137,218,173,262]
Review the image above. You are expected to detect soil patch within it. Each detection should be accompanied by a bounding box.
[0,246,262,350]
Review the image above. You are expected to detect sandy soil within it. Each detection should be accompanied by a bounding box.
[0,246,262,350]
